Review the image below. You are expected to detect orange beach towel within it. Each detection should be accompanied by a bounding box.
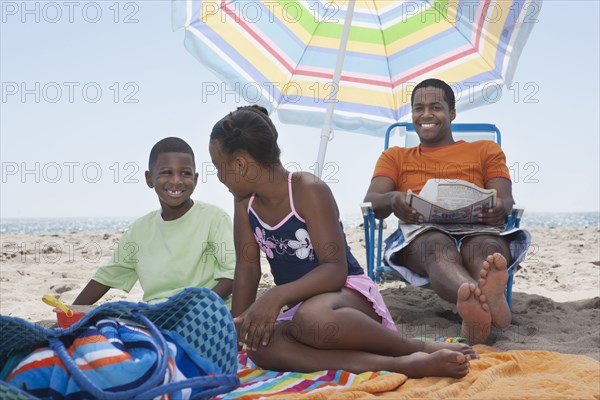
[243,346,599,400]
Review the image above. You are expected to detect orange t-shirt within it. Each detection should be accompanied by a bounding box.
[372,140,511,193]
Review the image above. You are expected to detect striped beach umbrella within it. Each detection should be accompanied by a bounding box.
[173,0,541,174]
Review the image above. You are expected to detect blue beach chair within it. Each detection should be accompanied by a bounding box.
[361,122,525,309]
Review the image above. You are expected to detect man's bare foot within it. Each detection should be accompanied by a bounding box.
[457,283,492,344]
[423,341,479,359]
[479,253,511,328]
[394,349,471,378]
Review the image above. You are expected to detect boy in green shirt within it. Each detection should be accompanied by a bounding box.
[73,137,235,306]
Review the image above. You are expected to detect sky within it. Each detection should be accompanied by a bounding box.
[1,0,599,222]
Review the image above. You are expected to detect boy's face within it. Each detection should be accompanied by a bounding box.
[145,152,198,220]
[411,86,456,147]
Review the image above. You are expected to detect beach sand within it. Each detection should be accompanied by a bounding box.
[1,226,599,360]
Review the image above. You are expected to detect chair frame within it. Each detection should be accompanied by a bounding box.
[361,122,521,309]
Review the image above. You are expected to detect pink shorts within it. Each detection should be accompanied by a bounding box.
[276,274,397,331]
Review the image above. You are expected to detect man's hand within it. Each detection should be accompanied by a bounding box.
[390,192,423,224]
[478,197,509,226]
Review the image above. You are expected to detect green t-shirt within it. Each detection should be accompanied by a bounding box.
[93,201,235,306]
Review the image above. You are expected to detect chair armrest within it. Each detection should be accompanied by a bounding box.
[361,202,389,282]
[506,206,525,229]
[360,202,373,217]
[361,203,376,280]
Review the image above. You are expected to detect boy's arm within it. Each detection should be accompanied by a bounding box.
[211,278,233,301]
[72,279,111,305]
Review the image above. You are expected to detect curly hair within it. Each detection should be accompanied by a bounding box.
[210,105,281,165]
[148,137,195,170]
[411,78,456,111]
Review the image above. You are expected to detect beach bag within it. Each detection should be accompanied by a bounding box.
[0,288,239,399]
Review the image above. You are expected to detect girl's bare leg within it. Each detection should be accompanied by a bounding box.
[248,321,471,378]
[275,288,478,357]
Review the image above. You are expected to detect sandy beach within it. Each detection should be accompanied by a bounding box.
[1,226,598,360]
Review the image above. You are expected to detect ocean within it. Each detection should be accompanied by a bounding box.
[1,212,598,233]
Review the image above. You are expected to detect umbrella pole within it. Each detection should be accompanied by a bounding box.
[315,0,356,179]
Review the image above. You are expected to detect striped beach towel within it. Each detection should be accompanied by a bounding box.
[215,337,469,399]
[5,318,221,399]
[215,348,391,399]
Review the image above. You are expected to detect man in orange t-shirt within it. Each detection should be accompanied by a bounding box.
[364,79,530,344]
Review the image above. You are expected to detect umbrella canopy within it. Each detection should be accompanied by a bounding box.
[173,0,540,173]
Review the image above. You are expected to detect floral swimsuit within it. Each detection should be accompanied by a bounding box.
[247,172,363,286]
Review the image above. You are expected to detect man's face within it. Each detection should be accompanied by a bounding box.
[411,86,456,147]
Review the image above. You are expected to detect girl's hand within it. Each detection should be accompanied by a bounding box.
[233,290,284,351]
[390,192,423,224]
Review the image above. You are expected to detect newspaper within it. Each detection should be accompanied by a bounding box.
[406,179,496,224]
[399,221,508,243]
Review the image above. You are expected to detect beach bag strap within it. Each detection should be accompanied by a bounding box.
[2,288,240,399]
[137,375,240,400]
[47,312,238,400]
[47,312,168,400]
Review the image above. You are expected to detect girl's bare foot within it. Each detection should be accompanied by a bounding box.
[394,349,471,378]
[423,341,479,359]
[457,283,492,344]
[479,253,512,328]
